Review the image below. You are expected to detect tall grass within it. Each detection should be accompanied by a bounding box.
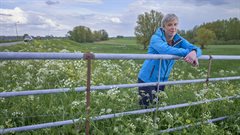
[0,39,240,134]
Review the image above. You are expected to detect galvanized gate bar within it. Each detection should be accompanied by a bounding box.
[159,113,240,133]
[94,54,240,60]
[1,95,239,134]
[0,52,84,60]
[0,118,80,134]
[1,52,240,60]
[1,76,240,98]
[91,95,240,121]
[158,115,228,133]
[0,52,240,134]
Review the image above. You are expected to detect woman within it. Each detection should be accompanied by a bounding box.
[138,13,202,108]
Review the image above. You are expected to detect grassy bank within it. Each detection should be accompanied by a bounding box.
[0,39,240,134]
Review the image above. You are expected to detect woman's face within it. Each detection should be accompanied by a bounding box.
[163,19,178,39]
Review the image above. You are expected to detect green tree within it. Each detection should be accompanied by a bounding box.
[184,26,198,43]
[85,27,94,42]
[93,30,101,41]
[197,17,240,42]
[225,18,240,40]
[134,10,163,49]
[68,26,108,43]
[201,20,226,40]
[68,26,93,43]
[99,29,108,41]
[195,27,216,49]
[92,29,108,41]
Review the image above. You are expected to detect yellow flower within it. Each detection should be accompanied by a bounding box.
[186,119,191,124]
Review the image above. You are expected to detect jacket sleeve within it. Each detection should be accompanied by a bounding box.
[149,35,190,57]
[180,39,202,57]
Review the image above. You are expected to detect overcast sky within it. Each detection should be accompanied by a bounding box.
[0,0,239,37]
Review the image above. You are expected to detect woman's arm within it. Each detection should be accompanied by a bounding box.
[149,35,190,57]
[180,39,202,57]
[180,39,202,66]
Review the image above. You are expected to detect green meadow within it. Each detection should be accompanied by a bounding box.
[0,39,240,134]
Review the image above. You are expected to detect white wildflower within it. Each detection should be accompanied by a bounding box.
[71,100,81,109]
[12,111,23,117]
[114,127,119,132]
[0,61,7,67]
[28,95,34,101]
[136,117,141,121]
[0,98,5,103]
[106,108,112,113]
[59,49,70,53]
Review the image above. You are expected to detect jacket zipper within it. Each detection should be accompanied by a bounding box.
[149,65,155,79]
[173,39,182,47]
[162,39,182,81]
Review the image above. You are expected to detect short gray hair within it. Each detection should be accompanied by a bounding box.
[161,14,179,27]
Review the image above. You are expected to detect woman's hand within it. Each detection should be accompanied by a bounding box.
[184,50,199,67]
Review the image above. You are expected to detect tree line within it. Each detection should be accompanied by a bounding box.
[67,10,239,48]
[135,10,240,49]
[180,17,240,47]
[67,26,108,43]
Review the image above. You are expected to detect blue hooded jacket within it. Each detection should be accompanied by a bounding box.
[138,28,202,83]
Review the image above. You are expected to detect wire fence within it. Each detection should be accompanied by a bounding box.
[0,76,240,98]
[0,52,240,134]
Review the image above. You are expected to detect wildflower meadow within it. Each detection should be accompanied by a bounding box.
[0,39,240,134]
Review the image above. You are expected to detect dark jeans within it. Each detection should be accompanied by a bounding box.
[138,78,165,108]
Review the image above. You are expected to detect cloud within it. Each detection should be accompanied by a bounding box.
[113,0,239,37]
[69,13,122,25]
[0,13,12,16]
[0,7,28,24]
[0,7,70,31]
[35,16,70,30]
[180,0,231,6]
[1,0,239,37]
[46,0,60,5]
[110,17,121,23]
[60,13,123,36]
[67,0,102,4]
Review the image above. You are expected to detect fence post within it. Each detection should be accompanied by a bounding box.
[206,55,212,87]
[83,53,94,135]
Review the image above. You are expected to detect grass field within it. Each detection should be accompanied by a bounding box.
[0,39,240,134]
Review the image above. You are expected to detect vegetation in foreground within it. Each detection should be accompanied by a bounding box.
[0,39,240,134]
